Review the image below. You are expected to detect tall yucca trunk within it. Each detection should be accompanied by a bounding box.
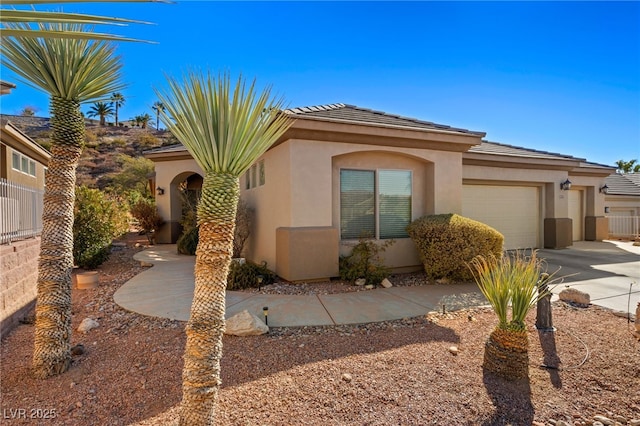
[32,97,84,379]
[180,172,239,425]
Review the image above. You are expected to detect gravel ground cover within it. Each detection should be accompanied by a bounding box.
[1,236,638,426]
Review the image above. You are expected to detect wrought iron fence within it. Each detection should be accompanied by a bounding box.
[607,215,640,239]
[0,178,44,244]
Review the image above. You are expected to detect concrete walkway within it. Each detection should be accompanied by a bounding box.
[113,245,487,326]
[113,240,640,326]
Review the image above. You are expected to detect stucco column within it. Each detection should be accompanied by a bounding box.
[544,182,572,248]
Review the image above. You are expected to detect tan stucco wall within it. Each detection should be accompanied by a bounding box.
[1,143,47,189]
[605,195,640,216]
[242,139,463,273]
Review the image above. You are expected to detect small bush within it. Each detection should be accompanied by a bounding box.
[137,133,159,148]
[339,237,394,286]
[73,186,129,269]
[227,261,276,291]
[112,138,127,147]
[85,130,98,143]
[130,199,164,244]
[407,213,503,281]
[177,226,198,255]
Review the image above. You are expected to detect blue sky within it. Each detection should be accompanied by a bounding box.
[1,1,638,167]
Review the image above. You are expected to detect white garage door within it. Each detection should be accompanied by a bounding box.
[462,185,540,250]
[568,190,583,241]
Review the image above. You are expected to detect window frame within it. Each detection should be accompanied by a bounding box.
[11,150,37,177]
[339,168,412,240]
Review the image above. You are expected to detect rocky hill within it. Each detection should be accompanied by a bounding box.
[2,114,178,189]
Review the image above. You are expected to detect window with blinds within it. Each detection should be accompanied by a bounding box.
[340,169,411,240]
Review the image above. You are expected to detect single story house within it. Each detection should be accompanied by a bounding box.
[146,103,614,281]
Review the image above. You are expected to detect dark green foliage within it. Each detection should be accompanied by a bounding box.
[227,261,276,291]
[407,213,504,281]
[73,185,128,269]
[177,226,198,255]
[339,238,393,287]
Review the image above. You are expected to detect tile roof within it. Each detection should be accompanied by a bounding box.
[284,103,485,136]
[468,140,585,161]
[604,173,640,196]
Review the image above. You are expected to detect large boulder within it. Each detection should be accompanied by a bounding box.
[225,310,268,336]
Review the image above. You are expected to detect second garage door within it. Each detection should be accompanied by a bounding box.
[462,184,540,250]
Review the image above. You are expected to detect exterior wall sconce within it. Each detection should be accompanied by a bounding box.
[156,187,165,195]
[604,206,610,214]
[599,184,609,194]
[560,179,572,191]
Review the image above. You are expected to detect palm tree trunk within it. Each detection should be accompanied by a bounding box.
[483,327,529,380]
[32,97,84,379]
[180,172,239,425]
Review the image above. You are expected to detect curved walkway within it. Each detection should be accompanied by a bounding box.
[113,245,487,326]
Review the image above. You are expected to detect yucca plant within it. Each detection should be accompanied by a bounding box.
[0,0,162,41]
[156,71,293,425]
[1,22,124,379]
[468,250,550,380]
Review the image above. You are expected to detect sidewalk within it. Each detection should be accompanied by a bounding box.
[113,245,487,326]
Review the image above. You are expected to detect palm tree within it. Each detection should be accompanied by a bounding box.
[1,22,123,379]
[1,0,163,41]
[152,101,164,130]
[110,92,125,127]
[156,72,293,425]
[138,112,152,129]
[616,159,640,174]
[87,101,114,125]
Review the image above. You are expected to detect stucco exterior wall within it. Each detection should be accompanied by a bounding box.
[242,139,464,273]
[1,237,39,338]
[605,195,640,216]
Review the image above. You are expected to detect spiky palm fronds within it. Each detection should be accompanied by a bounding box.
[1,23,124,102]
[1,0,164,41]
[155,71,293,176]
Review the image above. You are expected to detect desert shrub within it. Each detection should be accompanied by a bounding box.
[130,199,164,244]
[112,137,127,147]
[227,261,276,291]
[73,186,129,269]
[177,226,198,255]
[339,237,394,286]
[137,133,159,148]
[407,213,503,281]
[37,140,52,152]
[85,129,98,143]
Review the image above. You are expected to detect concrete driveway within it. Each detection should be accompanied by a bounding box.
[538,240,640,314]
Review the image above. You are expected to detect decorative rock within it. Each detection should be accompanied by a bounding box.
[559,287,590,307]
[355,278,366,286]
[140,261,153,267]
[224,310,268,336]
[364,284,374,290]
[436,277,450,285]
[593,415,614,425]
[341,373,352,383]
[71,344,85,356]
[448,346,459,355]
[78,318,99,333]
[381,278,393,288]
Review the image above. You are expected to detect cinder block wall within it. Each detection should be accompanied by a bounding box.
[1,238,40,338]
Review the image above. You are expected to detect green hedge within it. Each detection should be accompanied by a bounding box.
[227,261,276,291]
[407,213,503,281]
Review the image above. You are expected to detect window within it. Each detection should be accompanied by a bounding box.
[340,169,412,240]
[245,161,266,190]
[11,150,37,177]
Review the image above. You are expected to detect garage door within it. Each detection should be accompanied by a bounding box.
[568,190,583,241]
[462,185,540,250]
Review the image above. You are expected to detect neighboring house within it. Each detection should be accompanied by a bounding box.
[146,103,614,281]
[0,81,50,337]
[604,173,640,239]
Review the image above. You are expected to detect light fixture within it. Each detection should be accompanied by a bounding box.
[599,184,609,194]
[604,206,610,214]
[156,187,165,195]
[560,179,572,191]
[262,306,268,325]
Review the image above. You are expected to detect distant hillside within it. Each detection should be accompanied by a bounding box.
[1,114,178,189]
